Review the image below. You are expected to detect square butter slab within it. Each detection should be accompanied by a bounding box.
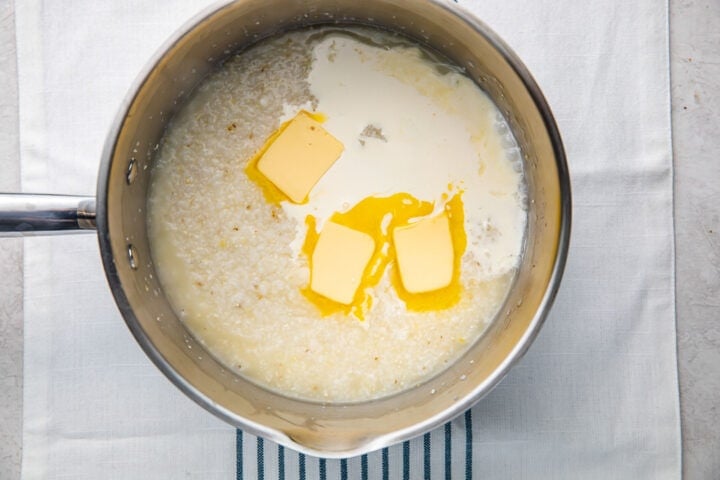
[393,213,454,294]
[311,221,375,305]
[257,112,344,203]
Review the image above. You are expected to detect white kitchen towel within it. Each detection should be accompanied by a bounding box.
[16,0,679,478]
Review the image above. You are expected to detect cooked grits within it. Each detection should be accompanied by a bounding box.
[147,27,526,402]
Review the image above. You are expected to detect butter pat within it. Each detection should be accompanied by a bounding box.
[393,213,454,294]
[311,221,375,305]
[257,112,344,203]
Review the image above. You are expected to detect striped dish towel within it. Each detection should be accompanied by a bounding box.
[17,0,680,478]
[236,412,473,480]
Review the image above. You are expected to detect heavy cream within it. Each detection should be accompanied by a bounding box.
[280,34,526,280]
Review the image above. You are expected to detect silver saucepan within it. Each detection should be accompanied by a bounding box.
[0,0,570,457]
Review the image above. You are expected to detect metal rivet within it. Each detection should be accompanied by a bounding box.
[126,158,138,185]
[127,244,138,270]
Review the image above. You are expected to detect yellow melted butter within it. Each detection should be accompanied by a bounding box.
[301,191,467,319]
[244,110,328,205]
[246,111,468,319]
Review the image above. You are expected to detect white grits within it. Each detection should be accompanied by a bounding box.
[147,27,526,402]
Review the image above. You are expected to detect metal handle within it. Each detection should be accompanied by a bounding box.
[0,193,96,237]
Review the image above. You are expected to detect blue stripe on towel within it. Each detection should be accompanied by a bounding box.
[361,454,368,480]
[257,437,264,480]
[299,452,306,480]
[403,441,410,480]
[444,422,452,480]
[465,410,473,480]
[319,458,327,480]
[236,430,243,480]
[278,445,285,480]
[382,447,389,480]
[341,458,348,480]
[424,432,431,480]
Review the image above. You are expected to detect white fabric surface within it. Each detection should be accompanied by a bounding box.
[17,0,680,478]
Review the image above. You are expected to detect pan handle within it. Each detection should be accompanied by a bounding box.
[0,193,96,237]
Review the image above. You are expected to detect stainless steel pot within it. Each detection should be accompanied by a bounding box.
[0,0,570,457]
